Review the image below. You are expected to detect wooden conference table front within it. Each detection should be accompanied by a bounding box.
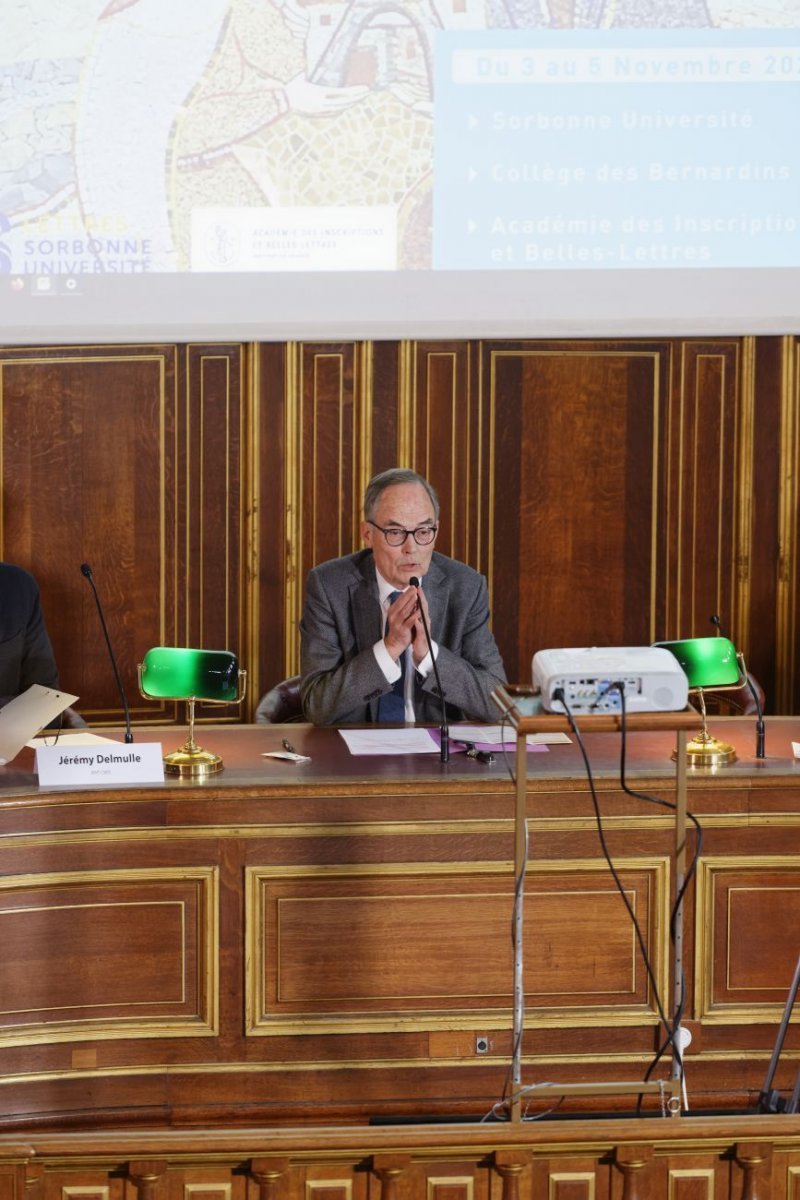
[0,714,798,1130]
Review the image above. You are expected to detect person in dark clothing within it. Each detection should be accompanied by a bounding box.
[0,563,60,708]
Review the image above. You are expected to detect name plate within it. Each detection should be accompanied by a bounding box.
[36,743,165,787]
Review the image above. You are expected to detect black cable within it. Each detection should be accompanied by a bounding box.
[556,685,683,1112]
[602,681,704,1107]
[494,709,526,1119]
[491,688,701,1120]
[611,681,704,934]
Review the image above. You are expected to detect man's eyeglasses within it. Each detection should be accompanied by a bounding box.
[367,520,438,547]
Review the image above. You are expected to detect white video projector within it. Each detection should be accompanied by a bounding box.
[533,646,689,714]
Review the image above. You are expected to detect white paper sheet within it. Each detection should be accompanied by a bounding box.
[340,728,440,755]
[29,731,119,747]
[450,723,571,746]
[0,684,79,765]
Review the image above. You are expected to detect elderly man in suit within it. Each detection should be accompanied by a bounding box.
[0,563,59,708]
[299,468,506,725]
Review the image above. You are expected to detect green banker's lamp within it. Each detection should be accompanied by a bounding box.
[138,646,247,776]
[653,635,745,768]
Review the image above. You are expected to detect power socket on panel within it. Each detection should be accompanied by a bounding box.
[475,1035,490,1054]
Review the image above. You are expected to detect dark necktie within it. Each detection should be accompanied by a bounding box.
[377,590,406,722]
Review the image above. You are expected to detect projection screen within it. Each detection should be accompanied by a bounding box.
[2,0,800,343]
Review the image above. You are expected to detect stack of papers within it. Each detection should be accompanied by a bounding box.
[339,724,570,756]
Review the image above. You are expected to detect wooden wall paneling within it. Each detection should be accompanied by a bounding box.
[664,340,743,644]
[38,1175,124,1200]
[655,1152,767,1199]
[0,867,217,1046]
[788,1162,800,1200]
[254,342,289,706]
[261,339,376,699]
[167,1170,241,1200]
[265,338,401,695]
[695,856,800,1033]
[409,343,475,567]
[366,1158,487,1200]
[417,1169,482,1200]
[2,334,797,720]
[533,1163,601,1200]
[248,864,520,1033]
[733,338,758,697]
[481,346,522,681]
[370,341,403,476]
[657,1164,716,1200]
[280,342,370,682]
[476,341,671,683]
[299,343,359,570]
[246,858,666,1035]
[181,344,246,725]
[4,1128,800,1200]
[775,337,800,714]
[472,341,492,578]
[748,337,783,712]
[294,1167,364,1200]
[0,344,178,725]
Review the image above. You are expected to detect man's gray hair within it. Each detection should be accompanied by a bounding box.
[363,468,440,522]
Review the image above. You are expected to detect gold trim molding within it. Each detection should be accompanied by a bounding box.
[0,866,218,1047]
[244,857,669,1037]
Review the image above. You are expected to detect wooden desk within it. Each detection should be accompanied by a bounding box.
[0,718,799,1130]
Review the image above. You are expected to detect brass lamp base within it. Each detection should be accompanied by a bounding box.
[163,741,223,776]
[673,729,737,769]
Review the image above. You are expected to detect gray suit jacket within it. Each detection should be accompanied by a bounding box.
[299,550,506,726]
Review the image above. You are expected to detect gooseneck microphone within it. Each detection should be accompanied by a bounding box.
[710,614,765,759]
[409,575,449,764]
[80,563,134,743]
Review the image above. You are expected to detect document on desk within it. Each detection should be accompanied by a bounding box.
[339,727,571,755]
[450,723,571,747]
[340,728,441,755]
[0,684,79,765]
[28,731,119,747]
